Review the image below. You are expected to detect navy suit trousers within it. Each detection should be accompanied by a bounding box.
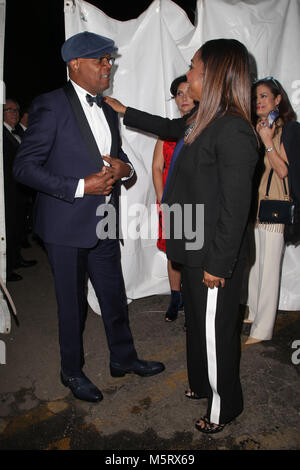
[45,238,138,376]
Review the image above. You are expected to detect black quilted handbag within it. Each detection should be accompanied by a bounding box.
[258,169,295,224]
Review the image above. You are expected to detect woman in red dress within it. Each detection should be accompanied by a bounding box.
[152,76,195,322]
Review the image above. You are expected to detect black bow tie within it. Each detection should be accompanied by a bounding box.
[86,93,103,108]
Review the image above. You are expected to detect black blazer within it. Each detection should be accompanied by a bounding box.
[124,109,258,278]
[3,126,20,212]
[282,121,300,210]
[124,105,197,141]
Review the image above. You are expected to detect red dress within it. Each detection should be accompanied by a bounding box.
[157,139,177,252]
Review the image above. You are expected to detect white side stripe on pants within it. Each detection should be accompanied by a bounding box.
[205,287,221,424]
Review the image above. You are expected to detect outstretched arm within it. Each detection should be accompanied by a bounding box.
[104,96,197,141]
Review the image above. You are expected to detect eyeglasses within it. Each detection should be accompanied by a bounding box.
[4,107,19,113]
[97,56,115,66]
[254,76,279,89]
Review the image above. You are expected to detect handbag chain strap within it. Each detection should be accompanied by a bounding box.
[265,169,290,200]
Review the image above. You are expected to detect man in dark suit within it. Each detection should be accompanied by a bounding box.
[3,99,36,281]
[13,32,164,403]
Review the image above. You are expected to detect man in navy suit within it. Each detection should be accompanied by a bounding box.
[3,99,37,281]
[13,32,164,403]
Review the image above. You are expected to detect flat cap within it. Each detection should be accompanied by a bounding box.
[61,31,117,63]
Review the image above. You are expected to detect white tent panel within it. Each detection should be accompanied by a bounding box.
[0,0,11,334]
[65,0,300,314]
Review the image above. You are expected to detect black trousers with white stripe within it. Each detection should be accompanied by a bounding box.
[182,256,245,425]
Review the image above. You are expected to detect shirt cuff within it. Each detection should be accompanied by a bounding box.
[75,179,85,198]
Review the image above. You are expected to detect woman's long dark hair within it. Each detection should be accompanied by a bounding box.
[186,38,253,144]
[252,78,296,124]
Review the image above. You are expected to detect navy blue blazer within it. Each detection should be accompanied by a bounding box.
[13,81,132,248]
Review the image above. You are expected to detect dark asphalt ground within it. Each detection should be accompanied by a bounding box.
[0,237,300,458]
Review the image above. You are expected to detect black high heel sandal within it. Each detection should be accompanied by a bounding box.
[195,416,225,434]
[165,290,183,322]
[185,389,201,400]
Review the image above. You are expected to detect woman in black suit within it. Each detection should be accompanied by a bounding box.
[105,38,258,433]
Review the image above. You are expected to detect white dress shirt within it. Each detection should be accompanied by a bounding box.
[71,80,113,198]
[71,80,133,200]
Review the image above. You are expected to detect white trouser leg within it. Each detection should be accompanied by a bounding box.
[248,226,284,340]
[247,227,261,322]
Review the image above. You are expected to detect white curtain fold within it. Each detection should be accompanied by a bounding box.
[0,0,13,333]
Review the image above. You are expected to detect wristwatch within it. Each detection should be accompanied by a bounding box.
[126,163,135,179]
[122,163,135,181]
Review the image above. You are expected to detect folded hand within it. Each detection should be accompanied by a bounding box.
[202,270,225,289]
[84,167,115,195]
[102,155,130,180]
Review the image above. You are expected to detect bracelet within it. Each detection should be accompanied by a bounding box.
[122,163,134,180]
[266,146,274,152]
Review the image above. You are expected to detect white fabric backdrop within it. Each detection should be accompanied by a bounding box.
[0,0,12,334]
[64,0,300,312]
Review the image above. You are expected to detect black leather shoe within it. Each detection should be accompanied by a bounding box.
[110,359,165,378]
[60,371,103,403]
[7,272,23,282]
[15,258,37,268]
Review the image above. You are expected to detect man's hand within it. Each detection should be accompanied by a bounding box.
[202,270,225,289]
[103,97,127,114]
[102,155,131,180]
[84,166,115,195]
